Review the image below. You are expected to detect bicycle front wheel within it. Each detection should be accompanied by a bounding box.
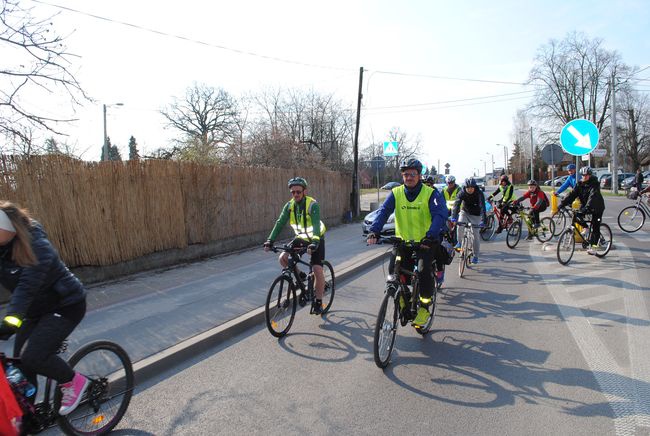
[458,244,466,278]
[56,341,134,436]
[594,223,613,258]
[373,291,399,368]
[506,220,522,249]
[618,206,645,233]
[556,229,575,265]
[535,217,555,243]
[265,276,297,337]
[320,261,335,314]
[480,215,496,241]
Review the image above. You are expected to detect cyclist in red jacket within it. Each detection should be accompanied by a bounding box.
[512,180,549,240]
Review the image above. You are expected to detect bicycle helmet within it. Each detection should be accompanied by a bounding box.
[527,179,538,186]
[500,174,509,183]
[399,158,423,174]
[424,175,435,185]
[288,177,308,189]
[465,177,478,187]
[446,175,456,184]
[579,166,592,176]
[567,163,576,171]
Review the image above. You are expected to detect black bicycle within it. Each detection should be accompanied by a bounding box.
[264,244,335,337]
[556,208,612,265]
[1,340,133,435]
[373,237,441,368]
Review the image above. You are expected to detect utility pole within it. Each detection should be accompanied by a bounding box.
[351,67,364,218]
[103,104,108,161]
[611,73,618,194]
[530,127,534,181]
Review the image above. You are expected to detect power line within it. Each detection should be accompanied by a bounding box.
[362,95,533,115]
[370,69,535,86]
[30,0,354,72]
[364,90,536,110]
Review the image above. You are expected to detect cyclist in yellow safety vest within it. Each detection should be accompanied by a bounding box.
[367,159,448,328]
[487,174,515,234]
[443,175,461,213]
[264,177,327,314]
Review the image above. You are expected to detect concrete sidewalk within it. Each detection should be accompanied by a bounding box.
[2,223,389,382]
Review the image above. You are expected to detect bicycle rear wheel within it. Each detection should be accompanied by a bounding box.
[480,215,496,241]
[373,290,399,368]
[552,210,567,236]
[556,229,575,265]
[535,217,555,243]
[55,341,133,436]
[506,220,522,249]
[618,206,645,233]
[265,276,297,337]
[320,261,335,314]
[594,223,612,258]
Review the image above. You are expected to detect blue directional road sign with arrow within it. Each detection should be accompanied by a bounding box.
[560,119,599,156]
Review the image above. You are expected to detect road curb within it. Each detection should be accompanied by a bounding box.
[132,249,391,384]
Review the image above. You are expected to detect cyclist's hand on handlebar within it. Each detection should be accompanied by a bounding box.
[419,237,437,249]
[0,317,19,340]
[263,240,273,252]
[307,242,319,254]
[367,232,379,245]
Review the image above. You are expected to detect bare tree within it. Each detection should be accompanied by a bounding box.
[528,32,623,135]
[160,83,238,162]
[0,0,86,143]
[617,89,650,170]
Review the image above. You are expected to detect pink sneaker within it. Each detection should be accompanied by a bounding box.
[59,372,90,416]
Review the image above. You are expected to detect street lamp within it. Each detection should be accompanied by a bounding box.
[103,103,124,161]
[486,152,495,175]
[480,159,487,177]
[496,143,508,174]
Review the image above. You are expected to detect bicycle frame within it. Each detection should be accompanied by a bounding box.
[274,246,314,302]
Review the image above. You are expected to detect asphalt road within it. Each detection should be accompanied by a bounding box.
[104,195,650,435]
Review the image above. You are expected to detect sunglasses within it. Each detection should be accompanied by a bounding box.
[402,172,418,178]
[290,190,304,195]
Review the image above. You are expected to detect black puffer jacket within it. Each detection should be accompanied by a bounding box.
[559,176,605,213]
[0,221,85,319]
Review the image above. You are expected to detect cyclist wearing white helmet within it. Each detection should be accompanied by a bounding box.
[264,177,328,314]
[556,166,605,255]
[443,175,460,213]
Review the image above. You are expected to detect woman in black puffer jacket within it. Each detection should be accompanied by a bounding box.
[0,201,89,416]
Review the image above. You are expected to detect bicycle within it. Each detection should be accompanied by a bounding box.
[264,244,335,338]
[480,200,514,241]
[373,237,440,368]
[505,204,555,249]
[551,195,583,236]
[617,191,650,233]
[1,339,133,435]
[556,208,612,265]
[456,222,479,278]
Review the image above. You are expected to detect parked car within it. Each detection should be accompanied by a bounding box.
[621,170,650,189]
[381,181,401,190]
[551,175,569,187]
[362,209,395,235]
[600,172,635,189]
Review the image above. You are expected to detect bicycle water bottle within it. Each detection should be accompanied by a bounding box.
[5,363,36,398]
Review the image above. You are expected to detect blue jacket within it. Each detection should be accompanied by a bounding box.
[369,182,448,240]
[555,173,578,195]
[0,221,86,319]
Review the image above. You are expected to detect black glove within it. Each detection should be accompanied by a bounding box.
[0,317,19,340]
[307,242,319,252]
[420,237,438,249]
[263,240,273,249]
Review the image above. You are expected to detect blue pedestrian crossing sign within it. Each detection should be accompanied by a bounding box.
[383,141,399,157]
[560,119,599,156]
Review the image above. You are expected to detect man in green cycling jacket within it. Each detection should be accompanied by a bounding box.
[264,177,327,314]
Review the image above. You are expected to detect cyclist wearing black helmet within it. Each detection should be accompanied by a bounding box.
[450,177,487,263]
[487,174,515,234]
[513,180,549,240]
[264,177,328,314]
[555,166,605,255]
[423,175,435,188]
[367,158,448,327]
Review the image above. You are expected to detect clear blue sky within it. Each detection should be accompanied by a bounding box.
[22,0,650,179]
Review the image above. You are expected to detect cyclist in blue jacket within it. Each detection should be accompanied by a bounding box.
[554,164,578,197]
